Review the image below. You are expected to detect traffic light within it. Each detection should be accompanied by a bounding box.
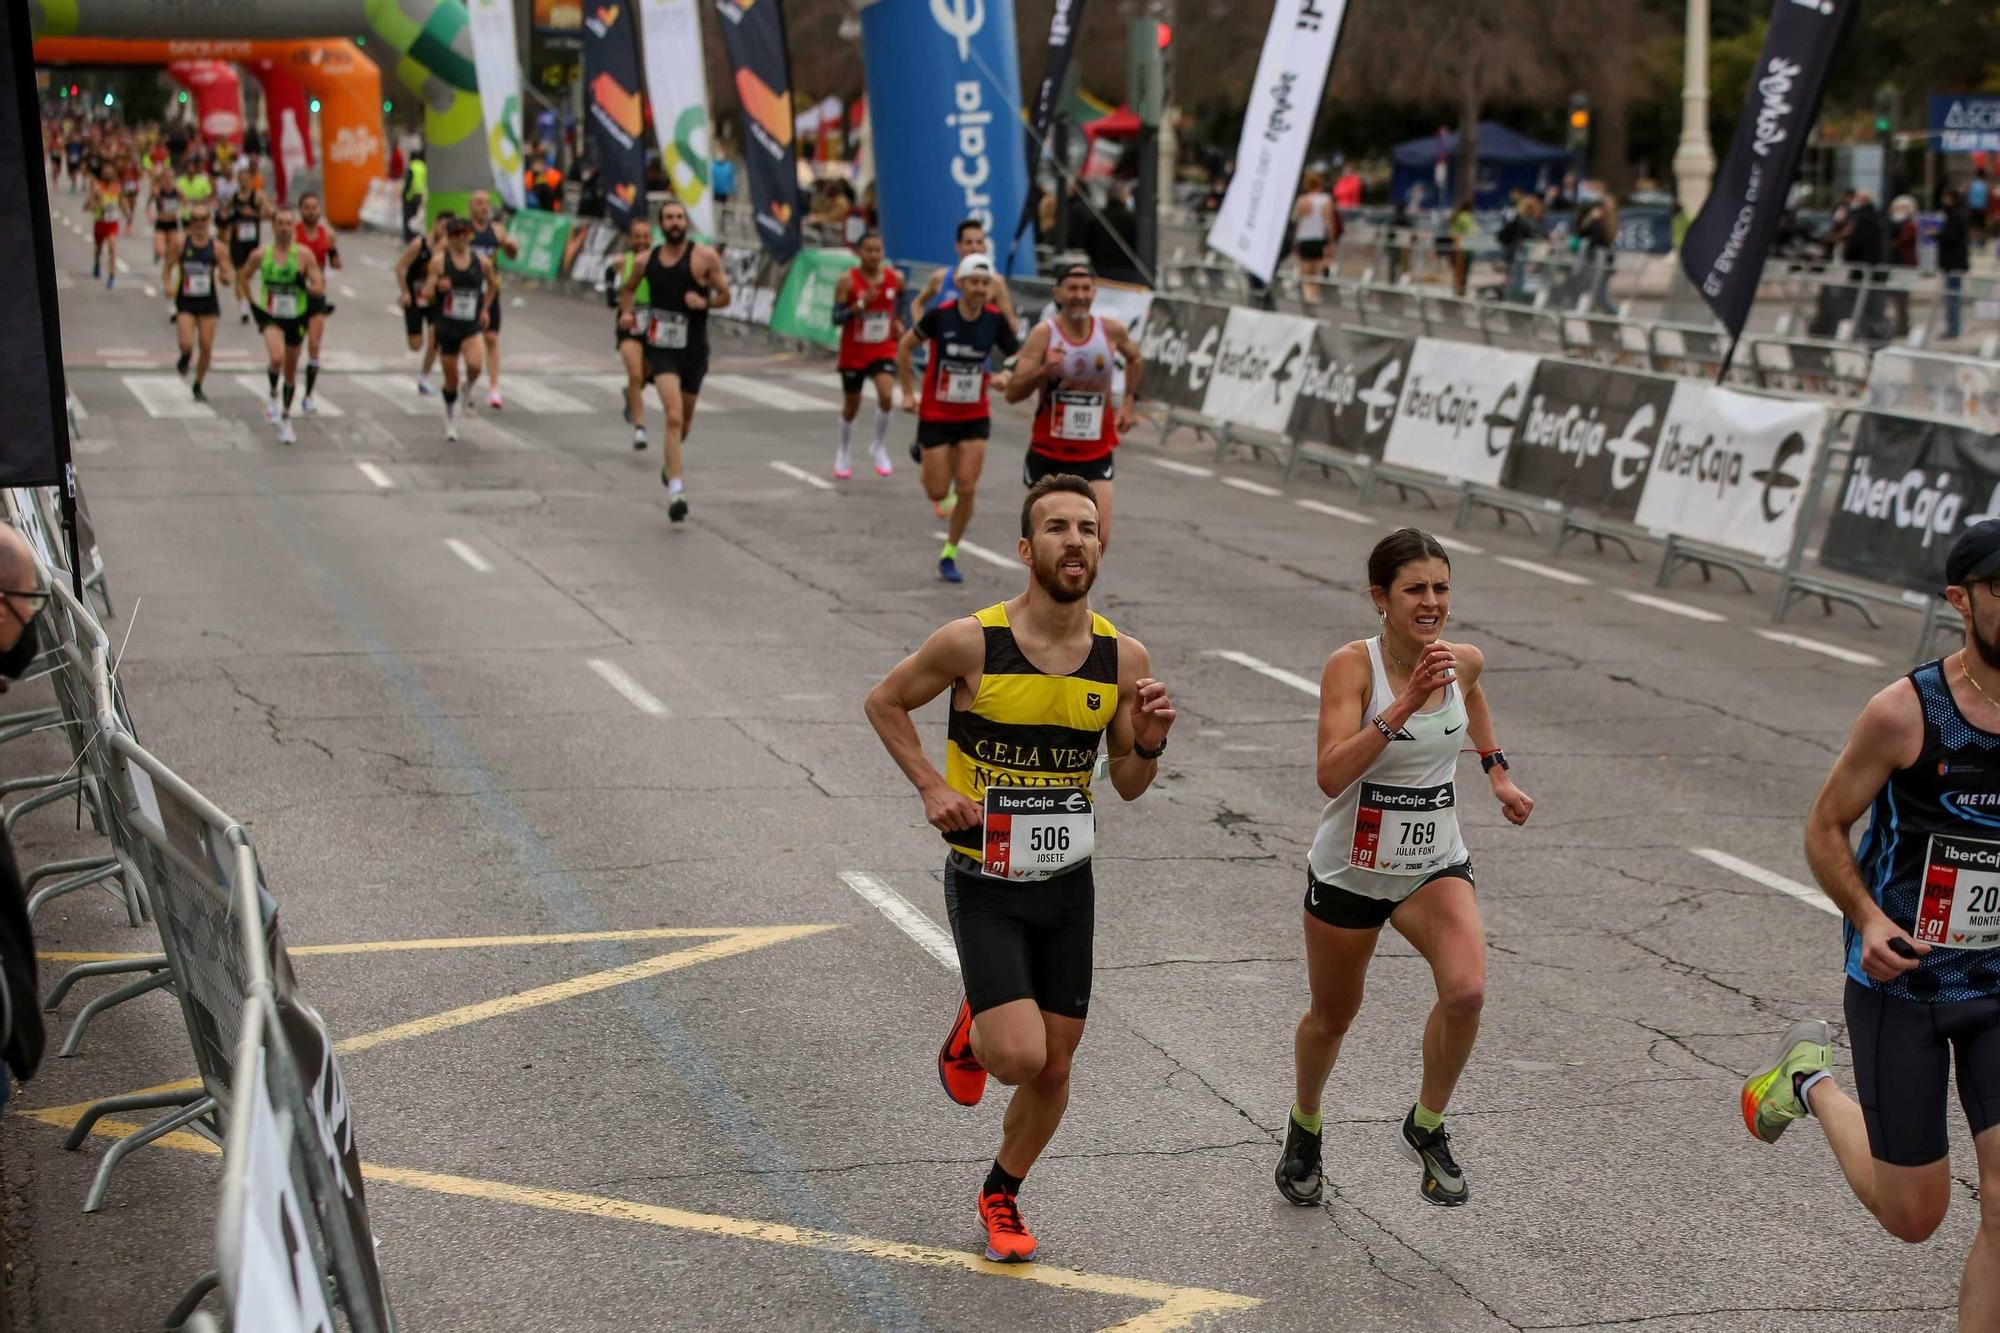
[56,85,66,99]
[1567,91,1591,152]
[102,92,113,107]
[177,90,188,104]
[1873,86,1897,136]
[309,99,322,114]
[1156,20,1171,49]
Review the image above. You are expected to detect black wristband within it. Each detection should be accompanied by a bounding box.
[1133,738,1167,761]
[1481,750,1509,773]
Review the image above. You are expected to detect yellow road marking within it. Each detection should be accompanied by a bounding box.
[26,1105,1259,1331]
[40,924,808,965]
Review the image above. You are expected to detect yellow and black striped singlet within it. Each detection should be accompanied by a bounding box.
[943,603,1120,859]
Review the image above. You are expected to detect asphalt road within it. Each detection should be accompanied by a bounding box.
[0,194,1969,1333]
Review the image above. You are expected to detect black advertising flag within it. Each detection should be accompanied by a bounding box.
[714,0,803,262]
[1012,0,1087,251]
[1680,0,1859,340]
[0,1,76,529]
[583,0,649,228]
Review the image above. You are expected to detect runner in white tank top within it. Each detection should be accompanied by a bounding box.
[1274,529,1535,1212]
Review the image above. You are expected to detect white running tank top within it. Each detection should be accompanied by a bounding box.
[1047,315,1114,392]
[1295,192,1334,243]
[1308,637,1470,898]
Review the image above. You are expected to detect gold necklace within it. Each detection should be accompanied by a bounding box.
[1963,650,2000,714]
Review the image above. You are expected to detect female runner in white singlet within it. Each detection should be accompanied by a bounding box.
[1274,528,1535,1210]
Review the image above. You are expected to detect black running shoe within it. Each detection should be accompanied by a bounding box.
[668,494,688,524]
[1400,1107,1468,1206]
[175,351,191,378]
[909,438,921,464]
[1275,1115,1323,1206]
[190,382,205,402]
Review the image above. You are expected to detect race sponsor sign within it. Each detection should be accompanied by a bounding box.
[715,0,804,260]
[1931,94,2000,154]
[467,0,528,209]
[768,247,854,350]
[715,246,785,327]
[1197,307,1316,437]
[1632,384,1827,563]
[1820,413,2000,594]
[1138,297,1227,415]
[229,1045,339,1333]
[1500,361,1676,520]
[497,209,573,282]
[1381,340,1538,486]
[1285,325,1411,459]
[638,0,717,237]
[1866,349,2000,435]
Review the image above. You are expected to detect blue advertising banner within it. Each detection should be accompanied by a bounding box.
[583,0,649,228]
[1931,95,2000,154]
[859,0,1033,276]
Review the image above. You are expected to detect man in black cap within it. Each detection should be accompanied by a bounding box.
[1741,518,2000,1311]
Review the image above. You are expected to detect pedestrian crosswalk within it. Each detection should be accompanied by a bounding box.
[94,369,854,421]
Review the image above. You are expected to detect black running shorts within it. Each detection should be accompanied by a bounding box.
[1846,977,2000,1167]
[483,300,502,335]
[403,301,432,339]
[1304,860,1475,931]
[644,346,708,395]
[228,240,257,271]
[917,417,989,449]
[1024,448,1114,486]
[840,359,896,395]
[252,306,306,348]
[945,856,1094,1020]
[437,324,479,357]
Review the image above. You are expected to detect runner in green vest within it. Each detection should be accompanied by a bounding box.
[236,207,326,447]
[611,215,654,450]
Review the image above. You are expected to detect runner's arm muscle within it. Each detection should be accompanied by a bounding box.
[1004,324,1053,404]
[1107,635,1174,801]
[1458,645,1533,825]
[864,619,985,831]
[1808,680,1925,955]
[1316,644,1396,799]
[300,251,326,296]
[1108,317,1144,425]
[701,246,732,310]
[392,237,420,292]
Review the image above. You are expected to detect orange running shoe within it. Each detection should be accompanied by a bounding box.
[937,997,987,1107]
[978,1190,1037,1263]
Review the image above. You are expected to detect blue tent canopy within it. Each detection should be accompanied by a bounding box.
[1390,123,1572,211]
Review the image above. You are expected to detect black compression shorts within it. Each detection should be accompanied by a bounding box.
[437,324,480,357]
[917,417,989,448]
[644,346,708,395]
[175,295,220,318]
[1024,448,1114,486]
[403,301,432,339]
[251,306,307,347]
[1304,860,1475,930]
[483,300,502,335]
[1846,977,2000,1166]
[945,856,1094,1020]
[840,360,896,395]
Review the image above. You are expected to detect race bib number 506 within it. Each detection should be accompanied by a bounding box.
[983,786,1093,881]
[1916,833,2000,949]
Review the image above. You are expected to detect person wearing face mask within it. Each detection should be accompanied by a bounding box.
[1275,528,1534,1212]
[0,522,51,1118]
[617,200,731,524]
[1744,520,2000,1316]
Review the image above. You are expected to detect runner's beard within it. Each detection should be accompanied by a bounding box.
[663,227,687,245]
[1972,616,2000,672]
[1032,548,1097,603]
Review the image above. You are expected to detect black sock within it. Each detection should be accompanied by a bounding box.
[305,359,320,396]
[443,388,457,410]
[267,367,279,394]
[983,1161,1023,1199]
[282,380,295,412]
[176,350,191,373]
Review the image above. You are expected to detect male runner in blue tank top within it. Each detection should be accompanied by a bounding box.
[1746,519,2000,1317]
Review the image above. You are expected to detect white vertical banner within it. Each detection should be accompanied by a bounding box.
[638,0,717,238]
[1205,0,1350,282]
[466,0,527,210]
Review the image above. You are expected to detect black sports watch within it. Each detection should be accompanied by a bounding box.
[1481,750,1510,774]
[1133,738,1167,761]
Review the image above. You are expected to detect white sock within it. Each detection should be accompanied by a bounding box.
[667,478,684,494]
[1796,1069,1831,1115]
[840,418,854,450]
[873,410,890,448]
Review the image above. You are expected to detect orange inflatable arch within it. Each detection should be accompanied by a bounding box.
[36,37,383,228]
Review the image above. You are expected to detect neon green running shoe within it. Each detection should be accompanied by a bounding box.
[1740,1018,1830,1144]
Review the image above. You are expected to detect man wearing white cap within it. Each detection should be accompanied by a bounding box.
[897,253,1022,583]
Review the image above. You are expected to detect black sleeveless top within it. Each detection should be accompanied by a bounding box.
[469,222,503,264]
[1851,657,2000,1002]
[642,245,708,353]
[176,238,219,304]
[406,239,433,298]
[437,252,486,330]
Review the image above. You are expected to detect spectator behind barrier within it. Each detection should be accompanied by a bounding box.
[0,522,51,1116]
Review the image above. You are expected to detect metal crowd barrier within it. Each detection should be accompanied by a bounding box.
[0,489,396,1329]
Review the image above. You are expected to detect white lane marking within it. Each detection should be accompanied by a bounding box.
[383,303,406,318]
[98,346,148,356]
[1496,555,1593,586]
[1221,476,1283,497]
[579,373,636,401]
[349,374,440,416]
[444,539,492,573]
[1296,498,1367,523]
[1146,456,1214,479]
[703,373,830,413]
[142,284,157,298]
[66,395,87,421]
[120,374,215,418]
[232,374,344,417]
[839,871,959,973]
[586,658,669,716]
[1617,590,1728,623]
[1753,629,1882,668]
[355,462,395,489]
[769,460,835,491]
[497,377,591,414]
[339,283,359,299]
[1690,848,1837,918]
[1433,535,1486,555]
[358,253,389,269]
[933,532,1017,570]
[114,258,130,274]
[1210,649,1321,698]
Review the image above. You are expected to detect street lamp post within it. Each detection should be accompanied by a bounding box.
[1673,0,1716,218]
